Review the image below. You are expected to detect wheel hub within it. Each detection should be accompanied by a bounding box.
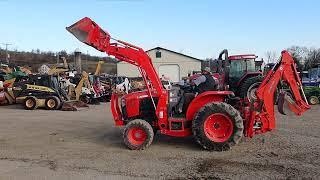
[48,99,56,108]
[309,96,319,105]
[26,99,34,108]
[128,127,147,145]
[135,132,142,138]
[213,123,220,129]
[204,113,234,143]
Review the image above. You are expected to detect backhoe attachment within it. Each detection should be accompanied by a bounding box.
[277,91,303,115]
[245,51,310,137]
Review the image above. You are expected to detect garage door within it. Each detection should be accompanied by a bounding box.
[158,64,180,82]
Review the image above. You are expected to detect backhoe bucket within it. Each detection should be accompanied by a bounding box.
[66,17,110,52]
[60,100,89,111]
[277,91,302,116]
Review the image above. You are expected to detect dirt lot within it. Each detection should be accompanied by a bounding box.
[0,103,319,179]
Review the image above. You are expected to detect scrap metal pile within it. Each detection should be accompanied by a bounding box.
[0,58,122,111]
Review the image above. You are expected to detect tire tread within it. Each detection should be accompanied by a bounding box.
[123,119,154,150]
[192,102,243,151]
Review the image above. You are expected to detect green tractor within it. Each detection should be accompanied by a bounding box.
[303,86,320,105]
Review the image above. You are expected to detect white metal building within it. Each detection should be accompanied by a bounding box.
[116,47,202,82]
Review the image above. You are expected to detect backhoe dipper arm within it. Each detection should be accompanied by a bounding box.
[94,61,104,76]
[66,17,164,94]
[246,50,310,137]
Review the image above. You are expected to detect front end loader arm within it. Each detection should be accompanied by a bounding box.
[66,17,164,94]
[245,50,310,137]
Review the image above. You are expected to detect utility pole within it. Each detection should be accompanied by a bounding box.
[74,48,82,73]
[2,43,12,64]
[86,50,89,71]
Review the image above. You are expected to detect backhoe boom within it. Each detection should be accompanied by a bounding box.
[245,51,310,137]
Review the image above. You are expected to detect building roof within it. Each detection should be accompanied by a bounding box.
[146,47,203,62]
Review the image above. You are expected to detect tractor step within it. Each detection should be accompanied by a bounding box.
[168,118,190,131]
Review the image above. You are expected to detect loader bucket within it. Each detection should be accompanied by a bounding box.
[277,91,301,116]
[60,100,89,111]
[66,17,111,52]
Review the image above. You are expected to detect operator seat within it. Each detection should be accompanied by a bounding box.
[182,92,195,112]
[168,88,181,115]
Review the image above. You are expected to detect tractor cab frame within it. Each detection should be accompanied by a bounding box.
[215,50,263,98]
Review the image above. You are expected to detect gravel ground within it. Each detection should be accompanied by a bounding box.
[0,103,319,179]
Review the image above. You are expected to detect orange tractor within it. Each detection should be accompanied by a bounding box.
[67,17,310,151]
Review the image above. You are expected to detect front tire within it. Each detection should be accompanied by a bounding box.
[45,96,61,110]
[192,102,243,151]
[123,119,154,150]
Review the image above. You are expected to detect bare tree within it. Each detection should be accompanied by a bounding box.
[265,51,278,63]
[287,46,309,63]
[286,46,309,71]
[304,48,320,69]
[287,46,309,56]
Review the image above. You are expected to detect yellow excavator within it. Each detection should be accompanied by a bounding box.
[46,57,92,109]
[91,60,114,102]
[1,65,32,75]
[67,71,93,103]
[0,66,12,74]
[48,67,69,76]
[94,61,104,76]
[47,57,70,75]
[19,66,32,75]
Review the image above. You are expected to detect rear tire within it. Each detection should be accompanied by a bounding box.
[123,119,154,150]
[239,76,263,102]
[45,96,61,110]
[24,96,38,110]
[308,96,319,105]
[192,102,243,151]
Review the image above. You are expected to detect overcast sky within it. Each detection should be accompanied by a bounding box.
[1,0,319,60]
